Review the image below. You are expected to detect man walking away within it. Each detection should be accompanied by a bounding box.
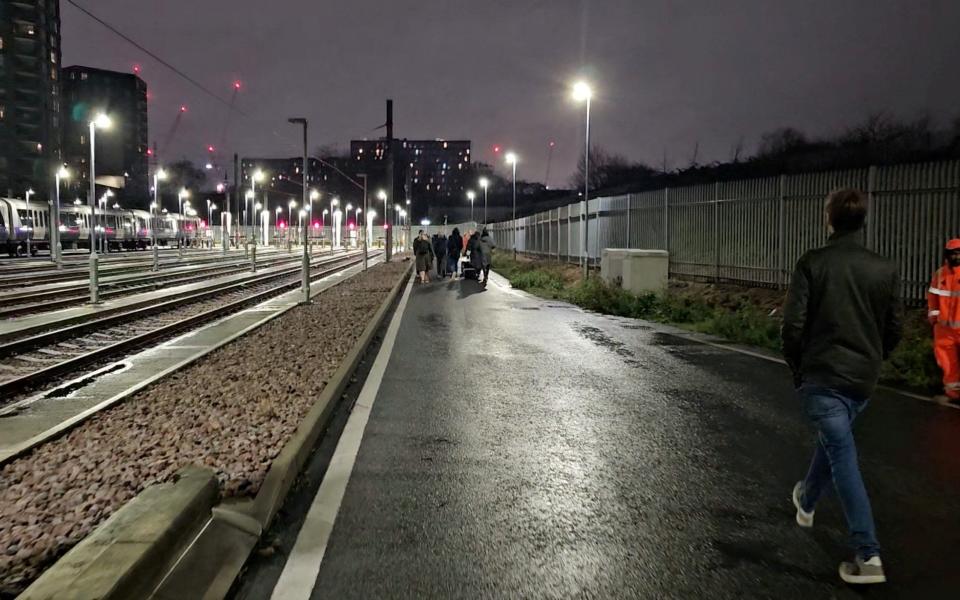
[782,188,902,586]
[479,228,496,286]
[928,239,960,404]
[448,227,463,279]
[413,230,433,284]
[434,233,449,278]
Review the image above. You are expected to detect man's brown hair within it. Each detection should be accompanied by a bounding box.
[826,188,868,233]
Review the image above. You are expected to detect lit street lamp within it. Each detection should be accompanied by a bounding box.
[466,190,476,223]
[177,187,190,259]
[87,112,111,303]
[25,188,34,257]
[478,177,489,226]
[53,167,70,267]
[249,170,264,253]
[505,151,518,260]
[274,206,282,246]
[572,80,593,278]
[152,167,167,271]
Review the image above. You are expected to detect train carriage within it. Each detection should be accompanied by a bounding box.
[0,198,50,257]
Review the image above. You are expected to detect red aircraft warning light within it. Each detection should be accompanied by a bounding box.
[179,105,188,113]
[493,145,501,154]
[233,81,242,90]
[133,64,141,75]
[207,145,215,153]
[146,148,153,156]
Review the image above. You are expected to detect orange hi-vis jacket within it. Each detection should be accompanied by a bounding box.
[928,265,960,328]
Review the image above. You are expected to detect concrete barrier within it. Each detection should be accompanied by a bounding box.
[20,466,218,600]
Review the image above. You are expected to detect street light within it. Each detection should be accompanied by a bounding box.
[288,117,310,303]
[88,112,111,303]
[466,190,476,223]
[572,80,593,278]
[177,188,190,259]
[505,152,518,260]
[152,167,167,271]
[25,188,34,257]
[274,205,282,246]
[288,200,297,251]
[478,177,489,225]
[209,201,217,249]
[53,167,70,267]
[331,197,340,249]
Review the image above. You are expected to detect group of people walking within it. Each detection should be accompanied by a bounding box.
[413,227,496,286]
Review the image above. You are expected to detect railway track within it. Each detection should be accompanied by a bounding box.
[0,247,294,290]
[0,250,374,401]
[0,250,337,319]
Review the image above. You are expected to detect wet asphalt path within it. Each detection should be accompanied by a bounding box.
[310,272,960,599]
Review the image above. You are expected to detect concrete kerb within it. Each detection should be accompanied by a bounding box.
[19,466,219,600]
[247,260,413,528]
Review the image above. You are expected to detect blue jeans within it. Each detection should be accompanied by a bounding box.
[798,385,880,559]
[447,254,459,275]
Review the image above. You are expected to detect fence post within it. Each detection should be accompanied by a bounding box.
[778,174,786,289]
[664,187,670,275]
[626,194,631,248]
[714,182,720,283]
[555,209,561,262]
[866,165,877,250]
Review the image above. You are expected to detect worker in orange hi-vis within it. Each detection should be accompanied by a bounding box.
[928,239,960,404]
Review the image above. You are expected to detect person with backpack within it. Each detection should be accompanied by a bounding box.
[478,228,496,286]
[447,228,463,279]
[413,230,434,284]
[782,188,902,585]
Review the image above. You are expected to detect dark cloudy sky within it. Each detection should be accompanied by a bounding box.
[62,0,960,187]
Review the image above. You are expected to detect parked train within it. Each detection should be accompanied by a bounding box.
[0,198,202,257]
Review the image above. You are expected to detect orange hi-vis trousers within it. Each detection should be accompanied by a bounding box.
[934,325,960,400]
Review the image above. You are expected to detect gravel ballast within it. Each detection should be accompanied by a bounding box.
[0,260,410,596]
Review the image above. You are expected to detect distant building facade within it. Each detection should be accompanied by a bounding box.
[350,138,472,207]
[62,66,149,207]
[0,0,63,199]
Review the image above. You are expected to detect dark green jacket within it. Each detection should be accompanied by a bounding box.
[781,231,902,399]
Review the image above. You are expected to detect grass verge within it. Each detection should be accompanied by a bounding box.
[492,251,940,394]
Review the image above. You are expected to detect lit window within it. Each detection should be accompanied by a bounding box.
[443,142,448,149]
[27,25,36,35]
[50,51,56,63]
[37,143,43,152]
[81,72,88,80]
[80,135,85,144]
[0,105,4,120]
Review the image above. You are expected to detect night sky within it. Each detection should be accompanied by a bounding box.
[62,0,960,188]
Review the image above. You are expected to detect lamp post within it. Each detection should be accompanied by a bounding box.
[275,206,282,246]
[505,152,518,260]
[321,208,328,245]
[358,174,368,270]
[346,203,353,249]
[254,202,263,248]
[377,190,387,250]
[177,188,190,259]
[98,191,113,254]
[24,188,34,257]
[309,189,320,252]
[250,170,264,246]
[330,197,340,249]
[209,202,217,249]
[288,117,310,302]
[572,80,593,278]
[88,113,111,303]
[54,167,69,267]
[478,177,489,226]
[152,167,166,271]
[287,200,297,251]
[466,190,476,224]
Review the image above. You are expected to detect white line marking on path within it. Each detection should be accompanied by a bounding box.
[270,273,415,600]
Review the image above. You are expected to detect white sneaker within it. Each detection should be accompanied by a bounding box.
[839,555,886,585]
[792,481,814,528]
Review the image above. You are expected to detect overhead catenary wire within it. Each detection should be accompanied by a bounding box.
[65,0,247,117]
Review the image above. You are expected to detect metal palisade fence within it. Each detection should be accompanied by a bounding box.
[489,159,960,304]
